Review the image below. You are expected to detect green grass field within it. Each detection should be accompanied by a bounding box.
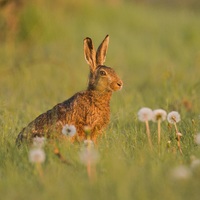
[1,1,200,199]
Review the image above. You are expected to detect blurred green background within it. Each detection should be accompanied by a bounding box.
[1,0,200,121]
[1,0,200,200]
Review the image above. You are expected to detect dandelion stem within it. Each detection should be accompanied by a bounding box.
[177,134,183,155]
[36,163,44,181]
[145,120,153,149]
[86,139,97,183]
[87,161,96,183]
[173,123,183,155]
[158,119,161,145]
[87,159,92,180]
[87,142,92,180]
[174,123,179,135]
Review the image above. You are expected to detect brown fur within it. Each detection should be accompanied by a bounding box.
[16,35,123,145]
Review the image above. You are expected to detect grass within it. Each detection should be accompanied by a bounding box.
[1,1,200,199]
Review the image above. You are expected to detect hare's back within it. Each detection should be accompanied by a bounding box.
[31,92,81,133]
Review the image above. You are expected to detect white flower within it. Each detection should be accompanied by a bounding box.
[137,107,153,122]
[152,109,167,122]
[195,133,200,145]
[62,124,76,137]
[167,111,181,124]
[29,148,46,163]
[33,136,46,148]
[170,165,191,180]
[79,147,99,166]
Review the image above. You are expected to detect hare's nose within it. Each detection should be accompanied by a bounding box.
[117,81,123,87]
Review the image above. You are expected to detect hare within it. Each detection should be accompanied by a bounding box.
[16,35,123,145]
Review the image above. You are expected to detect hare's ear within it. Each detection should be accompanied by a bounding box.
[96,35,109,66]
[84,37,97,72]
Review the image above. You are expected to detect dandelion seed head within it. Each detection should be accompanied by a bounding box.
[167,111,181,124]
[152,109,167,122]
[79,147,99,166]
[29,148,46,163]
[84,126,91,133]
[170,165,191,181]
[62,124,76,137]
[138,107,153,122]
[83,126,92,137]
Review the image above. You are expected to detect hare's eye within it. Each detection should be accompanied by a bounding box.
[99,70,107,76]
